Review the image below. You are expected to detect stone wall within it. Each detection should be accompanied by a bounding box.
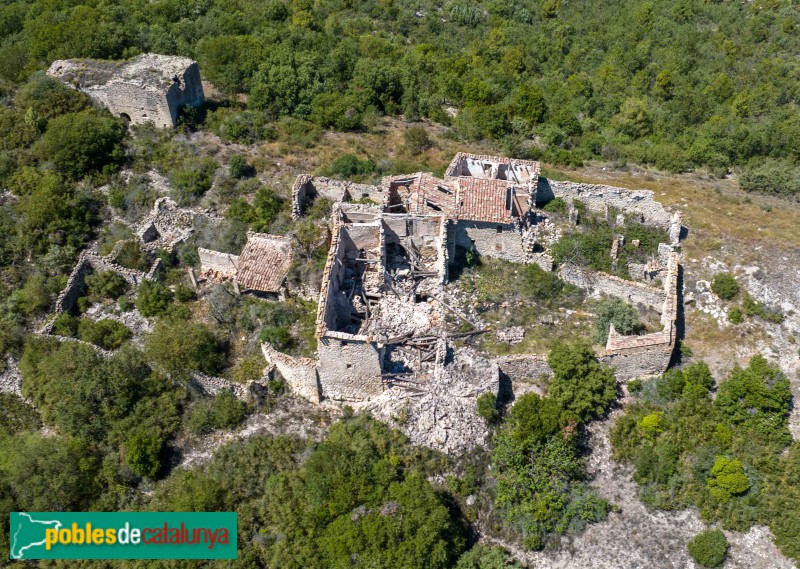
[600,252,680,379]
[559,264,665,310]
[90,82,175,127]
[292,175,383,218]
[495,354,553,383]
[450,220,529,264]
[262,343,321,403]
[537,179,674,228]
[317,336,385,401]
[164,61,205,126]
[53,256,92,315]
[191,373,246,398]
[315,217,347,336]
[198,248,239,281]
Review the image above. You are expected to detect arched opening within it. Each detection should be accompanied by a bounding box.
[120,113,131,123]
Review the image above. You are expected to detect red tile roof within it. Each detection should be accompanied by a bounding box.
[455,178,516,224]
[236,233,292,293]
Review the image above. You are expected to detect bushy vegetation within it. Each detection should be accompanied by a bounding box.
[552,213,666,275]
[687,528,729,568]
[593,297,645,344]
[490,341,614,550]
[711,272,739,300]
[185,389,247,434]
[4,0,793,181]
[148,414,469,567]
[612,357,799,563]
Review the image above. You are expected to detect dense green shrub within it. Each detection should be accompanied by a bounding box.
[741,293,785,324]
[186,390,247,434]
[170,157,217,204]
[145,318,227,378]
[85,270,128,300]
[124,429,164,478]
[135,280,174,317]
[454,546,521,569]
[547,340,617,423]
[706,456,750,502]
[77,318,132,350]
[728,306,744,324]
[687,528,729,568]
[321,154,376,180]
[0,394,41,436]
[33,109,125,179]
[612,356,796,559]
[541,197,567,214]
[522,263,569,303]
[476,392,499,425]
[593,298,644,344]
[403,126,433,155]
[711,272,739,300]
[228,154,252,179]
[174,283,197,303]
[114,240,149,271]
[148,415,466,566]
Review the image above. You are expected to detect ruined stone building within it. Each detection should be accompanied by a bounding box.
[294,153,542,267]
[199,233,292,298]
[267,152,685,407]
[47,54,205,128]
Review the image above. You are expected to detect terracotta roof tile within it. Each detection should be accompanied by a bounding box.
[456,178,516,224]
[236,233,292,293]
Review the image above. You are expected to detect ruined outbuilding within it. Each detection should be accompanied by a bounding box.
[199,232,292,299]
[47,54,205,128]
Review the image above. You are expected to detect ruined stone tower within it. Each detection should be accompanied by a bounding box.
[46,54,205,128]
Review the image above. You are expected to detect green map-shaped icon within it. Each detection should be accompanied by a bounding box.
[9,513,62,559]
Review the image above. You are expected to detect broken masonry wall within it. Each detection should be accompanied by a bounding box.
[601,347,674,381]
[292,176,384,218]
[451,220,529,264]
[437,216,449,283]
[317,334,385,401]
[191,372,250,400]
[537,179,673,228]
[315,219,347,336]
[53,256,93,315]
[495,354,554,383]
[558,263,665,310]
[164,61,205,126]
[445,153,540,183]
[198,248,239,280]
[343,222,382,253]
[262,343,321,403]
[50,251,153,322]
[291,175,314,218]
[601,252,680,380]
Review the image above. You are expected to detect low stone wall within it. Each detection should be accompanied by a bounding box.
[262,343,321,403]
[600,252,680,379]
[538,179,673,228]
[191,372,250,399]
[495,354,553,382]
[559,264,664,310]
